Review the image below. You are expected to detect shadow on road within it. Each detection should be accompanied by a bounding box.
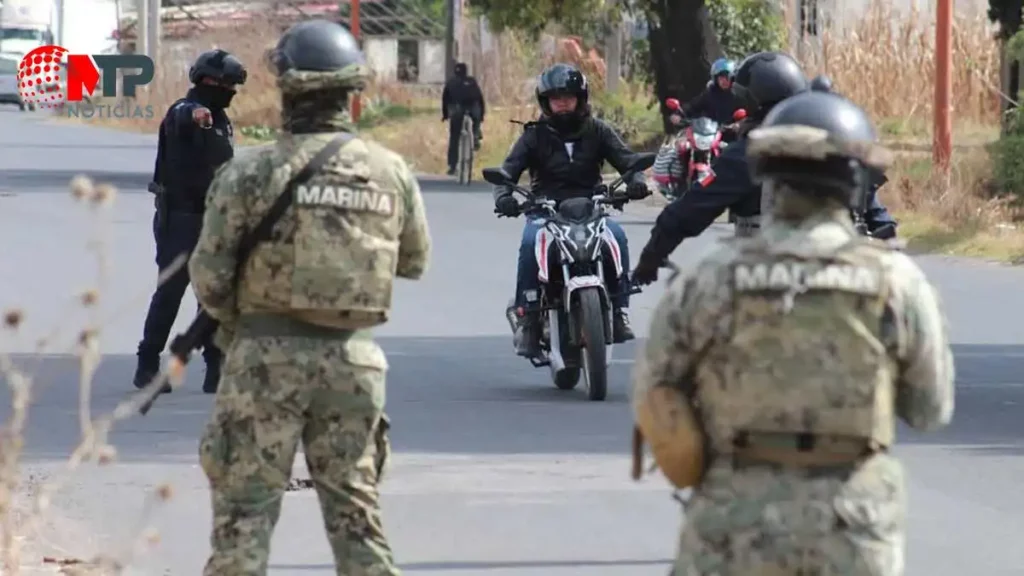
[1,341,1020,462]
[271,558,673,571]
[0,169,491,194]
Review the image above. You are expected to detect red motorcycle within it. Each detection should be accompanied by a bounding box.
[653,98,746,200]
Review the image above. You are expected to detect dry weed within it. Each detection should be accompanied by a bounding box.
[0,178,185,575]
[798,0,1001,131]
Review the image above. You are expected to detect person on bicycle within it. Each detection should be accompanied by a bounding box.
[442,62,485,175]
[493,63,651,357]
[669,57,742,128]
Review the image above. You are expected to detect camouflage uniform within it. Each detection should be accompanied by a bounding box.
[632,189,955,575]
[189,23,431,575]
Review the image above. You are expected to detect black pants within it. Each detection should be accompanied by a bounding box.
[138,210,221,365]
[446,106,483,170]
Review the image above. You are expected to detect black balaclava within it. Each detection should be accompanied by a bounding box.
[190,82,236,109]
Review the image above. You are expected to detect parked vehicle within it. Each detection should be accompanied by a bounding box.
[0,54,32,110]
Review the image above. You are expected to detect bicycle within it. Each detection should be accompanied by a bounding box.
[457,114,475,185]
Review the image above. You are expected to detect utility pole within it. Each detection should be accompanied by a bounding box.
[444,0,455,79]
[138,0,149,58]
[147,0,160,62]
[350,0,361,122]
[605,18,622,92]
[933,0,952,168]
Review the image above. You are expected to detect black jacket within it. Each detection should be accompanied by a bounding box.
[642,138,899,261]
[152,87,235,213]
[682,83,742,126]
[493,116,644,204]
[442,75,485,119]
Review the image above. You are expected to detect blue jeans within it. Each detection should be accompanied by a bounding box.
[514,218,631,309]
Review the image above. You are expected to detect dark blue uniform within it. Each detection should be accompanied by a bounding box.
[137,87,234,377]
[637,138,898,271]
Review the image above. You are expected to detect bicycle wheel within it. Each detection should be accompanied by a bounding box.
[457,118,472,185]
[464,119,474,185]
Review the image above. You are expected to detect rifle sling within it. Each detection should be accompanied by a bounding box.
[232,133,354,281]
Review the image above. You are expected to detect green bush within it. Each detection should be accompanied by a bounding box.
[992,131,1024,199]
[707,0,787,60]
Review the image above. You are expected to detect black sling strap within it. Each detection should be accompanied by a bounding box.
[233,132,354,277]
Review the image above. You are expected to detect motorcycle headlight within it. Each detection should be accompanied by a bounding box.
[692,134,715,150]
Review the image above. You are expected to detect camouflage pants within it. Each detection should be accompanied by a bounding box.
[672,454,907,576]
[199,317,399,576]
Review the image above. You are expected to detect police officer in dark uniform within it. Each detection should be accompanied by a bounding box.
[632,52,896,286]
[134,49,246,394]
[442,62,485,175]
[810,73,899,239]
[494,63,650,357]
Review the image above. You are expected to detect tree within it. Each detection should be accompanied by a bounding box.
[989,0,1023,122]
[468,0,726,133]
[640,0,725,132]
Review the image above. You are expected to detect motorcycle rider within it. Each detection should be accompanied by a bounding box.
[494,63,651,357]
[633,51,897,286]
[669,57,741,127]
[442,61,485,175]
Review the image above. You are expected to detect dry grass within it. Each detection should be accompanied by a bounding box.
[0,178,183,574]
[799,0,1001,130]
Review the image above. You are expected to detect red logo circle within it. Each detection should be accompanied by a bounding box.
[18,45,69,108]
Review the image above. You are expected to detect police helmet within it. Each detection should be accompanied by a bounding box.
[810,74,834,92]
[730,52,808,116]
[189,49,247,86]
[747,91,891,199]
[710,58,736,78]
[536,63,589,116]
[267,19,371,94]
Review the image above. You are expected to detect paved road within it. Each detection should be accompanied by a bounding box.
[0,106,1022,575]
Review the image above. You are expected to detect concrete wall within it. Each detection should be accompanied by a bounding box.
[418,39,445,84]
[365,37,398,82]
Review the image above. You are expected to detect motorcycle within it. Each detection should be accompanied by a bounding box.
[481,153,657,401]
[653,99,746,200]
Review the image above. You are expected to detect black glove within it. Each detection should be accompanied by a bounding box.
[869,222,897,240]
[632,249,663,286]
[626,181,650,200]
[495,194,519,217]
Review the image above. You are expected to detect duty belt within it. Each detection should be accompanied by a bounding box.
[730,431,874,467]
[733,215,761,237]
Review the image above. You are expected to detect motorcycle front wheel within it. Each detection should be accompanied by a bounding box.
[575,287,608,401]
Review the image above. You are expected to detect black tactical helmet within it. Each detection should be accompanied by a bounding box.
[454,62,468,76]
[189,49,247,86]
[747,91,890,198]
[267,19,370,92]
[536,63,588,116]
[730,52,808,116]
[810,74,833,92]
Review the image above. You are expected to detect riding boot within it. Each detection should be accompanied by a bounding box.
[514,313,542,357]
[612,308,635,343]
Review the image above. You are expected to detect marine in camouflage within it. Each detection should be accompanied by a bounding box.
[632,190,954,576]
[189,22,430,575]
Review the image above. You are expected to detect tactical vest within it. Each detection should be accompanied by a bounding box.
[238,136,404,330]
[695,238,898,454]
